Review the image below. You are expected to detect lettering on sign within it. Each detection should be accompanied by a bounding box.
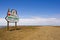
[5,9,19,23]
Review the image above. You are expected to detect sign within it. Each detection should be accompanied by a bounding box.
[5,9,19,30]
[5,9,19,23]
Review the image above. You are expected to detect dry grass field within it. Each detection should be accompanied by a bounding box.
[0,26,60,40]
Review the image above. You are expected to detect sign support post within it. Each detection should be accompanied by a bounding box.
[7,21,9,30]
[15,22,17,30]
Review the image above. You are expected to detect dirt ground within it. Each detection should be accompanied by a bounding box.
[0,26,60,40]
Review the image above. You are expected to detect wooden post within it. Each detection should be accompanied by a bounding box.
[7,21,9,30]
[15,22,17,30]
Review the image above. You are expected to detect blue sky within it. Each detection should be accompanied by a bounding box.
[0,0,60,26]
[0,0,60,18]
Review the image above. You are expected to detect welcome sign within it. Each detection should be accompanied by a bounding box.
[5,9,19,30]
[5,9,19,23]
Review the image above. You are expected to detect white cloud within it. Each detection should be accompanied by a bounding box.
[0,17,60,26]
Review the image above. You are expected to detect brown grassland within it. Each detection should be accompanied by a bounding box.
[0,26,60,40]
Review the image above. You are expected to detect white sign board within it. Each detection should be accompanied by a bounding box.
[5,9,19,23]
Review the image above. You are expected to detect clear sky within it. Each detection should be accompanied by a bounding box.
[0,0,60,26]
[0,0,60,18]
